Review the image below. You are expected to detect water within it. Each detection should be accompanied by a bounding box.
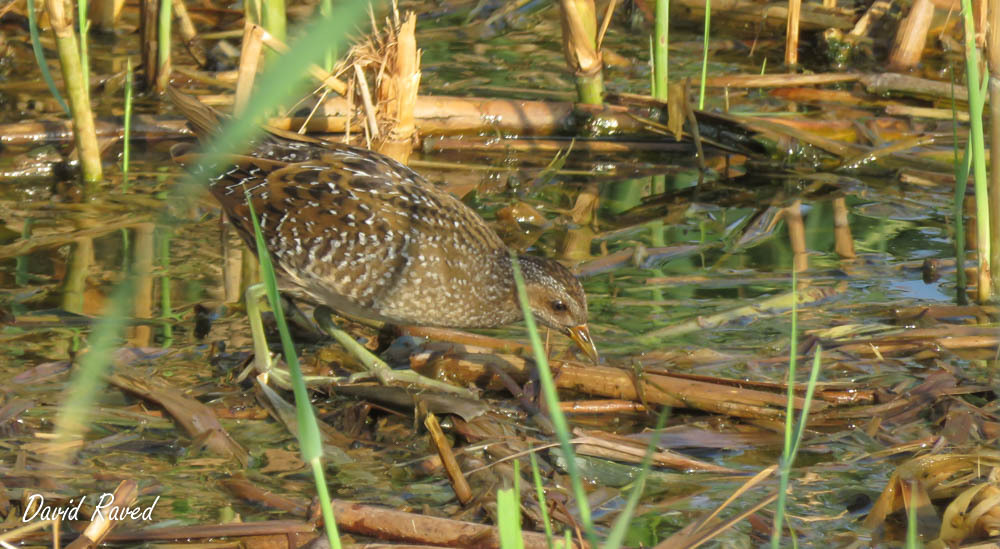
[0,0,991,544]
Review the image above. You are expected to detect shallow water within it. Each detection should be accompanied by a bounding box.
[0,0,993,545]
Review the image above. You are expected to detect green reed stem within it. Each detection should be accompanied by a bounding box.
[47,0,103,184]
[262,0,287,45]
[122,60,134,192]
[960,0,992,301]
[26,0,69,116]
[698,0,710,109]
[77,0,90,87]
[652,0,668,100]
[158,228,173,346]
[577,74,604,106]
[771,268,823,547]
[951,70,970,303]
[509,250,596,546]
[905,484,921,548]
[158,0,172,85]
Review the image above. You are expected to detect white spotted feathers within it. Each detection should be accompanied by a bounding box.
[169,87,591,343]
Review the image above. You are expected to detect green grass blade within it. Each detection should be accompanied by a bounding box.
[26,0,70,116]
[529,449,554,548]
[174,7,374,548]
[601,408,670,549]
[311,458,343,549]
[77,0,90,87]
[509,250,596,546]
[498,487,525,549]
[52,277,135,454]
[698,0,710,109]
[244,191,341,548]
[243,193,321,465]
[498,459,525,549]
[789,347,821,460]
[905,485,922,548]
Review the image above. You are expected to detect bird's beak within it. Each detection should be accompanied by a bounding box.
[567,324,599,364]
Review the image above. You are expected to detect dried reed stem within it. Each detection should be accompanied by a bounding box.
[785,0,801,65]
[987,0,1000,289]
[558,0,604,105]
[235,23,265,114]
[887,0,934,70]
[376,12,420,162]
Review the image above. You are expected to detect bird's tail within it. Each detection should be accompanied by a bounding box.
[166,86,224,139]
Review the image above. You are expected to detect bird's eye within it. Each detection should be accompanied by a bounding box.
[551,300,568,312]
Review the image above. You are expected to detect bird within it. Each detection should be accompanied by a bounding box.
[167,88,598,364]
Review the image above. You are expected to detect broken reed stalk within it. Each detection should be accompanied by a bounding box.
[139,0,158,89]
[246,0,286,62]
[960,0,993,302]
[784,0,800,65]
[46,0,103,184]
[376,12,420,164]
[234,23,348,114]
[887,0,933,71]
[558,0,604,105]
[987,6,1000,292]
[92,0,125,30]
[235,23,265,114]
[172,0,207,67]
[832,197,856,258]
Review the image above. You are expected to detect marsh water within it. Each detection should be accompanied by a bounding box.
[1,0,996,545]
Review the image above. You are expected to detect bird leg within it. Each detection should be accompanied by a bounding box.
[313,306,478,398]
[242,285,476,398]
[279,294,324,338]
[245,283,277,373]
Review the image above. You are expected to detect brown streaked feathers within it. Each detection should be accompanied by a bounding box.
[168,87,597,360]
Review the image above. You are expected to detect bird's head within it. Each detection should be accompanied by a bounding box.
[517,255,598,362]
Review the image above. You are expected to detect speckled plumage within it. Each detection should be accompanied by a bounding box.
[170,88,596,359]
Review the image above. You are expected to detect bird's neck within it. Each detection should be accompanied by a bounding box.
[484,250,524,324]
